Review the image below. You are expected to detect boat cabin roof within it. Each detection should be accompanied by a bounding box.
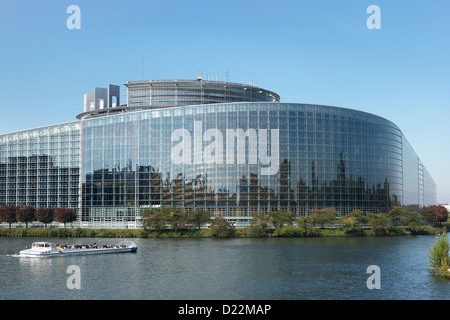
[31,242,56,248]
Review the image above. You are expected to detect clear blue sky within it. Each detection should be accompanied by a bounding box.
[0,0,449,203]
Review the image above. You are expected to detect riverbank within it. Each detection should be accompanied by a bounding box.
[0,225,443,238]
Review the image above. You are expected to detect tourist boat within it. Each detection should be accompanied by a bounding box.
[19,240,138,257]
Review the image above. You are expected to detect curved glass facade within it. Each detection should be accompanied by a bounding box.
[80,102,436,227]
[0,80,437,228]
[125,80,280,107]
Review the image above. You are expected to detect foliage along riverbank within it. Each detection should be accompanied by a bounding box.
[1,205,447,239]
[0,224,443,239]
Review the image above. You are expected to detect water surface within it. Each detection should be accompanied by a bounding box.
[0,236,448,300]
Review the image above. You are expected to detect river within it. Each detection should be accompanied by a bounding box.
[0,235,448,300]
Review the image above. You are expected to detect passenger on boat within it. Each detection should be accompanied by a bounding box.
[55,243,126,249]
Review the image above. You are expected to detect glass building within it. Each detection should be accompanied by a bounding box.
[0,122,81,210]
[0,79,436,228]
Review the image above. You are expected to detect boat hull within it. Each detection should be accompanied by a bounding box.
[19,247,137,257]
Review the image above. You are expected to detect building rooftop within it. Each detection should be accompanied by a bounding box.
[77,78,280,120]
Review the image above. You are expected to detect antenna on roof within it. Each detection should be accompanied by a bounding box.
[226,69,229,82]
[142,58,145,80]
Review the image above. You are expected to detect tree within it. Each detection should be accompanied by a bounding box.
[421,205,449,226]
[141,207,187,231]
[366,212,390,227]
[400,210,422,228]
[165,207,186,230]
[35,207,54,228]
[296,216,315,228]
[435,205,449,225]
[0,205,18,228]
[209,217,235,238]
[427,228,450,279]
[388,206,421,227]
[141,208,168,231]
[54,207,77,228]
[295,216,320,237]
[344,209,366,226]
[186,209,211,230]
[249,210,272,237]
[309,208,338,228]
[420,206,437,225]
[341,210,366,236]
[341,215,358,229]
[269,210,296,228]
[388,206,409,226]
[16,205,36,228]
[366,212,391,235]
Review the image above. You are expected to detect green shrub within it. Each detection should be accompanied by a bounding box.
[370,226,388,236]
[57,228,69,237]
[320,228,346,237]
[273,226,305,237]
[74,227,84,237]
[304,227,320,237]
[344,227,366,237]
[140,229,150,238]
[409,226,439,235]
[83,229,97,237]
[427,229,450,279]
[247,226,270,238]
[387,226,405,236]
